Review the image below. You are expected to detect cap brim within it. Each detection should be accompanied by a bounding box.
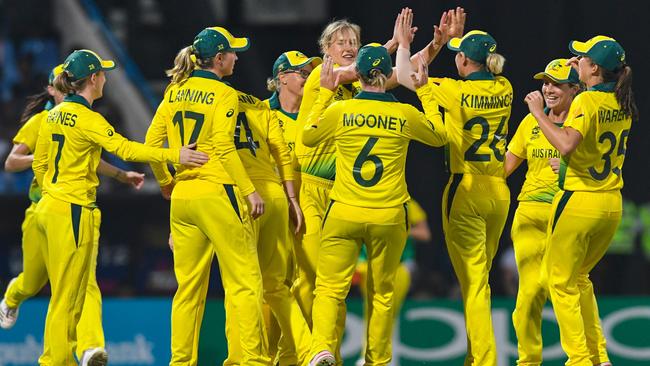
[533,72,565,83]
[101,60,116,70]
[447,37,462,51]
[229,37,250,52]
[293,56,322,69]
[569,40,590,56]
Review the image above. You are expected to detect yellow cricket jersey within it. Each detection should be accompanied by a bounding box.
[13,104,53,203]
[265,93,301,174]
[295,64,361,180]
[32,94,180,207]
[236,91,293,184]
[426,71,513,176]
[302,89,446,208]
[508,112,561,203]
[408,199,427,224]
[559,82,632,191]
[145,70,255,197]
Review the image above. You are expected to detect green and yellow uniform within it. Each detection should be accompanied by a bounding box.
[508,112,560,366]
[33,84,179,365]
[302,50,446,365]
[541,36,631,366]
[223,92,310,366]
[145,68,268,365]
[544,84,628,366]
[293,62,360,363]
[355,199,427,361]
[418,30,513,366]
[3,102,105,364]
[508,58,599,366]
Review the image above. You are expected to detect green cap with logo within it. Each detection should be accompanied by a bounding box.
[356,43,393,79]
[534,58,580,84]
[192,26,250,59]
[569,35,625,72]
[447,30,497,64]
[62,50,115,81]
[272,51,322,78]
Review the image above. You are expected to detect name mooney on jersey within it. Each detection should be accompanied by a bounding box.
[167,88,215,105]
[47,110,78,127]
[460,93,513,109]
[342,113,407,132]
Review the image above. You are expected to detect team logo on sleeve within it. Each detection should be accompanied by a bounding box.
[531,126,540,140]
[226,109,234,117]
[106,128,114,137]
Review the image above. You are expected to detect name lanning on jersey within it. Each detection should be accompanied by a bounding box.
[168,88,215,105]
[460,92,512,109]
[342,113,406,132]
[47,110,77,127]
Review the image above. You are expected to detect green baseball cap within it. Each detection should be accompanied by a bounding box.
[569,35,625,71]
[48,64,64,85]
[356,43,393,79]
[192,26,250,59]
[447,30,497,64]
[272,51,322,78]
[534,58,580,84]
[62,50,115,81]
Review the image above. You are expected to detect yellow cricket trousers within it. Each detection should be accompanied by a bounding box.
[170,181,269,366]
[294,174,346,364]
[224,180,310,366]
[544,190,619,366]
[510,201,551,366]
[442,173,510,366]
[310,201,408,366]
[34,195,98,366]
[356,261,410,361]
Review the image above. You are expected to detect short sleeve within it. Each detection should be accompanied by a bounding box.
[508,114,531,159]
[563,94,589,138]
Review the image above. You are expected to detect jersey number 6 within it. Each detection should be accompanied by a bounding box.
[353,137,383,187]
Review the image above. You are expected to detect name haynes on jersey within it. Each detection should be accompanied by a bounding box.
[168,88,215,105]
[47,110,77,127]
[342,113,406,132]
[598,108,629,123]
[460,92,512,109]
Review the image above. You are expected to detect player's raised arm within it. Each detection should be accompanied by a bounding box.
[302,56,338,147]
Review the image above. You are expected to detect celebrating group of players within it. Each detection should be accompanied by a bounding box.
[0,5,636,366]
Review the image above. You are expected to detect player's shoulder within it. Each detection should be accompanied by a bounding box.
[237,90,268,111]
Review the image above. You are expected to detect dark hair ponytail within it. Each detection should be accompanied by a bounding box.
[19,90,53,124]
[603,65,638,121]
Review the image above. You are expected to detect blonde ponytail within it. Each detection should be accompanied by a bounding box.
[166,46,197,84]
[53,71,89,95]
[266,77,279,92]
[364,69,388,88]
[486,53,506,75]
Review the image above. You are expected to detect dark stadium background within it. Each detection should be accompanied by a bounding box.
[1,0,649,299]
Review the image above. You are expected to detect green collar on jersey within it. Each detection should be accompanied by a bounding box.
[464,70,495,81]
[354,91,398,102]
[544,107,565,127]
[589,82,616,92]
[191,69,222,81]
[44,100,54,111]
[268,92,298,120]
[64,94,92,109]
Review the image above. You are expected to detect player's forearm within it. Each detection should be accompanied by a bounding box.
[416,84,447,146]
[302,88,335,147]
[4,153,34,172]
[533,111,581,156]
[97,159,123,181]
[282,180,297,199]
[504,151,524,178]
